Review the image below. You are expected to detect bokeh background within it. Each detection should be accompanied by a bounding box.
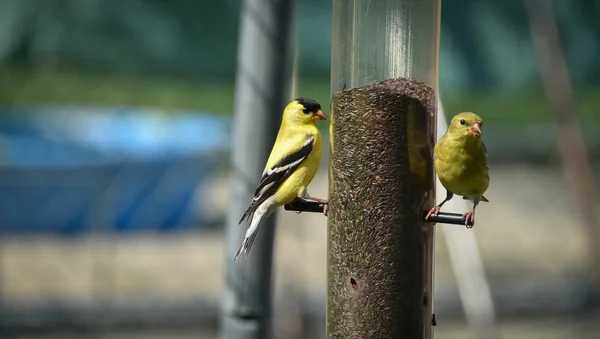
[0,0,599,338]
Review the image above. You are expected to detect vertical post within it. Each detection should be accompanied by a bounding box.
[328,0,441,338]
[220,0,294,338]
[526,0,600,297]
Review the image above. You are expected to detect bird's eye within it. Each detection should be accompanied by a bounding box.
[460,119,466,125]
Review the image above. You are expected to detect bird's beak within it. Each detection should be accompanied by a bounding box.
[312,109,327,120]
[469,123,481,136]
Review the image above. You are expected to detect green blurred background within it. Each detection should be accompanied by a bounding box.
[2,0,599,123]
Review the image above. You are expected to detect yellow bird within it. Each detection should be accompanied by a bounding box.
[426,112,490,227]
[235,98,328,260]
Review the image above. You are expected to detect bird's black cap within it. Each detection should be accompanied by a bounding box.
[296,97,321,114]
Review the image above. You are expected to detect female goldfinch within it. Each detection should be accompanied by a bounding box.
[235,98,328,260]
[426,112,490,227]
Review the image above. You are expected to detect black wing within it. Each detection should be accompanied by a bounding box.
[239,135,315,224]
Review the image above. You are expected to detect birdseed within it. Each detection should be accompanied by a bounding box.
[327,77,436,338]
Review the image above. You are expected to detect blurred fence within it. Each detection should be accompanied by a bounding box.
[0,105,231,337]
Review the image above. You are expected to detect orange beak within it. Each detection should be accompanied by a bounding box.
[469,123,481,136]
[312,109,327,120]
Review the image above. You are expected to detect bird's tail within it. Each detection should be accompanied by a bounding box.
[234,209,267,261]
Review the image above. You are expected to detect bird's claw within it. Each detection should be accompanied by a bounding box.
[425,207,441,221]
[462,211,475,229]
[303,196,328,217]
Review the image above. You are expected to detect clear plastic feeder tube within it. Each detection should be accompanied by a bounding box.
[331,0,440,93]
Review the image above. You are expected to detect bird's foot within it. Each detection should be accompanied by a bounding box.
[304,196,328,216]
[425,206,441,221]
[462,210,475,228]
[305,196,327,204]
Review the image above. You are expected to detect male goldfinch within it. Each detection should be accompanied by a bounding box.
[235,98,328,260]
[426,112,490,227]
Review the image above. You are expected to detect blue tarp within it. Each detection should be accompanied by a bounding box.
[0,106,231,236]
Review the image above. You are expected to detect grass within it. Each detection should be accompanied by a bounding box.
[443,87,600,124]
[0,69,235,114]
[1,69,599,124]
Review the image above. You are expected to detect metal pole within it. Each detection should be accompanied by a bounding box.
[220,0,294,338]
[328,1,441,338]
